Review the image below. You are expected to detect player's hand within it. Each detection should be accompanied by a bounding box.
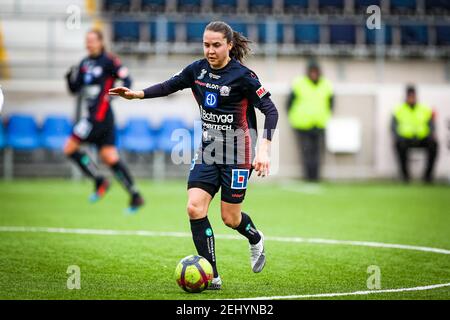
[252,139,271,178]
[109,87,144,99]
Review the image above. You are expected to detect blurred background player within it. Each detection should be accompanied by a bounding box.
[64,29,144,212]
[286,61,334,182]
[109,21,279,290]
[392,85,438,183]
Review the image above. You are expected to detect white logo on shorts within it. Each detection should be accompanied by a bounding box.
[73,119,93,139]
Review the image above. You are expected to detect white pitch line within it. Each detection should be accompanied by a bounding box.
[229,282,450,300]
[0,226,449,255]
[0,225,449,300]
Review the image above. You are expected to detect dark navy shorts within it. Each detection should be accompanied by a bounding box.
[187,156,253,204]
[71,117,116,148]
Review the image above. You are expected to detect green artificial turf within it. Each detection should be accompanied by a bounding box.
[0,179,449,300]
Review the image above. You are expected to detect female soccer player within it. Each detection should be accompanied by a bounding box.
[110,21,279,289]
[65,30,144,212]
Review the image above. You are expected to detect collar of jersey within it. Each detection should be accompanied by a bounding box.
[88,50,105,60]
[207,57,235,73]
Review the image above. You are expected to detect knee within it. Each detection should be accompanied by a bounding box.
[63,145,72,156]
[101,152,119,166]
[221,213,240,229]
[187,203,206,220]
[63,139,77,156]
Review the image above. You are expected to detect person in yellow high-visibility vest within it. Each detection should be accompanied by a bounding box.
[286,61,334,181]
[392,85,438,183]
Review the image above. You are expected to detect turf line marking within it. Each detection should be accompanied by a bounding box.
[1,226,449,300]
[0,226,449,255]
[227,282,450,300]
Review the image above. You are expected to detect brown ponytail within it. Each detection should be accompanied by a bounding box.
[205,21,252,63]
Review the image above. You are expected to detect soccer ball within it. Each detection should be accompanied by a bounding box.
[174,255,213,293]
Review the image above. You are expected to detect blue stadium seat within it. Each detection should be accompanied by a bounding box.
[355,0,380,11]
[178,0,202,12]
[436,25,450,46]
[156,118,190,153]
[400,25,428,46]
[426,0,450,13]
[258,22,284,44]
[213,0,238,13]
[6,114,40,150]
[294,23,320,44]
[115,125,123,150]
[284,0,308,13]
[390,0,416,13]
[0,118,5,149]
[141,0,165,12]
[329,24,356,45]
[248,0,273,13]
[365,25,392,45]
[113,20,140,42]
[186,21,209,42]
[121,118,156,153]
[149,21,176,42]
[319,0,344,12]
[103,0,131,11]
[41,115,72,151]
[229,22,248,37]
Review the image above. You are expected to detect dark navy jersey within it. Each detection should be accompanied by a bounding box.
[157,58,272,165]
[66,51,131,122]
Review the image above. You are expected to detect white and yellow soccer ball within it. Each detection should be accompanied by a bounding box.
[174,255,213,293]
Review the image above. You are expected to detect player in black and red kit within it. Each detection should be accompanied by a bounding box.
[110,21,278,289]
[64,30,144,212]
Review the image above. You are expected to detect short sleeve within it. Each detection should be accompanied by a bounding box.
[242,70,271,106]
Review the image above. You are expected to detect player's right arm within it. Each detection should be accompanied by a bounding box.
[65,62,83,94]
[109,63,194,100]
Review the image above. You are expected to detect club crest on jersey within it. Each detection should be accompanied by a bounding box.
[256,86,268,99]
[204,91,218,108]
[92,66,103,77]
[231,169,249,189]
[220,86,231,96]
[197,69,207,80]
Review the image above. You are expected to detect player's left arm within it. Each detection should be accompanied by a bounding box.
[254,96,279,177]
[243,70,279,177]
